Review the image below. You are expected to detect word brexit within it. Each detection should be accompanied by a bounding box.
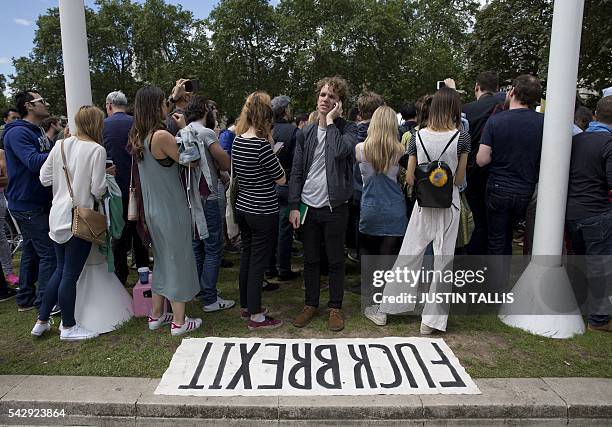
[155,337,480,396]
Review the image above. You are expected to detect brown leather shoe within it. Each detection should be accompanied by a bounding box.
[328,308,344,331]
[293,306,317,328]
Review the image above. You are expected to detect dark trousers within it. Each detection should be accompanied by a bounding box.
[465,167,489,255]
[486,186,531,290]
[302,204,349,309]
[359,233,403,256]
[0,263,8,295]
[11,209,56,308]
[566,208,612,326]
[39,236,91,327]
[268,185,293,275]
[113,198,149,285]
[486,187,531,256]
[236,211,278,314]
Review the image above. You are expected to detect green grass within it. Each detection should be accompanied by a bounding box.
[0,252,610,379]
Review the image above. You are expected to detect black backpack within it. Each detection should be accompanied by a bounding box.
[414,130,459,208]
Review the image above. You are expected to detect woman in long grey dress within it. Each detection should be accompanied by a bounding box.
[128,86,201,336]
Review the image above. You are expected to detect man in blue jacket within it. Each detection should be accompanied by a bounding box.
[3,90,56,311]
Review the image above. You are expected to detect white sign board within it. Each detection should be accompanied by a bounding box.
[156,337,480,396]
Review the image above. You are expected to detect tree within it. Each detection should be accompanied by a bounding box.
[579,0,612,100]
[0,74,8,113]
[206,0,282,115]
[9,0,200,115]
[466,0,553,88]
[467,0,611,102]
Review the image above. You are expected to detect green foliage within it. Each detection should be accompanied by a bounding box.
[7,0,611,118]
[0,74,8,113]
[467,0,611,100]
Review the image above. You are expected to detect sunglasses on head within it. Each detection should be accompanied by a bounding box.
[28,97,47,105]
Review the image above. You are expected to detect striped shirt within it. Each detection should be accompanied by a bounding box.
[232,135,284,215]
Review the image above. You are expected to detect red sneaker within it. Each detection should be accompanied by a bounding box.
[247,315,283,331]
[240,306,268,320]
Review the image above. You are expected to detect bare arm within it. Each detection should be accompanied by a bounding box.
[476,144,492,167]
[406,156,417,187]
[0,150,8,187]
[455,153,468,186]
[209,142,230,171]
[151,130,180,163]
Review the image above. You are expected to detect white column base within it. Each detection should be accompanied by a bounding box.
[499,261,585,339]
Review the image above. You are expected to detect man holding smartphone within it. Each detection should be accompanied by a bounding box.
[166,78,196,136]
[289,77,357,332]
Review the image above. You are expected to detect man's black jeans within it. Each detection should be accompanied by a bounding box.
[302,204,349,309]
[486,186,531,256]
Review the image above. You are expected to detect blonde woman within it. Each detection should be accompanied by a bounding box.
[32,106,107,340]
[355,106,407,256]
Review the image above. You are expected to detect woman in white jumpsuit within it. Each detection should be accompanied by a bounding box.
[365,87,470,334]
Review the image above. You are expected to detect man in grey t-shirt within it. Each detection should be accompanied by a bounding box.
[288,77,357,332]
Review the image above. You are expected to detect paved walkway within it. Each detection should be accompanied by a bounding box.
[0,376,610,425]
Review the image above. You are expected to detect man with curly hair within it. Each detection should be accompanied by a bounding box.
[289,77,357,332]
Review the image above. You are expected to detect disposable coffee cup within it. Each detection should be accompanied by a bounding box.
[138,267,150,284]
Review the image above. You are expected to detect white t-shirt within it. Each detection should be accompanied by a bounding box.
[40,136,107,244]
[301,127,330,208]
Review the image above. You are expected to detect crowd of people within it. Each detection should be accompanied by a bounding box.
[0,70,610,340]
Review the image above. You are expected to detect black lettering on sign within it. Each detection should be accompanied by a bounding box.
[226,343,261,390]
[288,343,312,390]
[347,344,377,389]
[314,345,341,389]
[258,343,287,390]
[430,342,466,388]
[395,343,435,388]
[210,342,235,389]
[369,344,402,389]
[178,341,213,389]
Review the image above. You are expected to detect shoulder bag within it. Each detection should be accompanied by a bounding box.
[60,139,107,245]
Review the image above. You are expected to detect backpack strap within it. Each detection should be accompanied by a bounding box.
[437,130,460,161]
[416,131,432,162]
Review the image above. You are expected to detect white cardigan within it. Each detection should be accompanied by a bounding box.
[40,137,107,244]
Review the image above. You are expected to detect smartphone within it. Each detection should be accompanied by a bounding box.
[184,79,200,93]
[437,80,446,90]
[106,159,114,167]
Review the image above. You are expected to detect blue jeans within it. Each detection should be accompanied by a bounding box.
[11,209,56,308]
[566,209,612,326]
[267,184,293,275]
[39,236,91,327]
[193,198,222,306]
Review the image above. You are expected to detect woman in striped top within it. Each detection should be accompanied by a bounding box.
[232,92,286,330]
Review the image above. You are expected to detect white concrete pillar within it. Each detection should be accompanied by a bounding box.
[59,0,92,131]
[499,0,586,338]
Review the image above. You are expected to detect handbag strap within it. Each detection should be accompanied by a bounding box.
[59,139,76,206]
[129,155,135,190]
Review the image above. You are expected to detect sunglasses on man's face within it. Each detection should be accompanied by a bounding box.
[28,97,48,106]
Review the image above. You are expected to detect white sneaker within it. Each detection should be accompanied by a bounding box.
[31,318,53,337]
[420,323,435,335]
[60,324,98,341]
[364,305,387,326]
[171,317,202,336]
[203,297,236,312]
[148,312,173,330]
